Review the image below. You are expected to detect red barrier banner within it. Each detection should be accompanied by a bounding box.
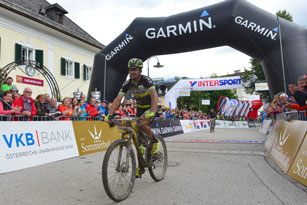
[16,75,44,87]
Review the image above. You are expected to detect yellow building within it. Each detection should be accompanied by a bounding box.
[0,0,103,99]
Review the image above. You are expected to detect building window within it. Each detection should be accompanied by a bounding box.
[65,60,74,78]
[83,65,92,81]
[21,46,34,62]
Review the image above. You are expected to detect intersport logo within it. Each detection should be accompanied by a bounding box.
[145,9,215,39]
[2,130,72,148]
[190,78,242,87]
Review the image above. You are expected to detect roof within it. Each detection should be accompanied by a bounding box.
[0,0,104,49]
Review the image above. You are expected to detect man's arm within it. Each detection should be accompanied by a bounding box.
[149,89,158,113]
[109,95,124,115]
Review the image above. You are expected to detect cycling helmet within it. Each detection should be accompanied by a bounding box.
[128,58,143,69]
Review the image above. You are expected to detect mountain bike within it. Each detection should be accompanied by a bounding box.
[210,118,216,133]
[102,117,168,202]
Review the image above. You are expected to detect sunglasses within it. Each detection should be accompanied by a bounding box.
[25,91,32,94]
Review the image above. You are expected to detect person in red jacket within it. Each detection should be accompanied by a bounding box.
[13,87,37,120]
[86,97,102,117]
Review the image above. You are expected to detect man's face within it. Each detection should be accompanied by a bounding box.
[129,68,141,80]
[90,98,96,105]
[50,99,57,107]
[45,94,50,101]
[298,80,305,90]
[102,102,106,107]
[23,88,32,99]
[6,78,13,85]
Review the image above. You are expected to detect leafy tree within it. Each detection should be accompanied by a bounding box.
[241,10,293,102]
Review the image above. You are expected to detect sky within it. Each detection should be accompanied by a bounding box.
[49,0,307,80]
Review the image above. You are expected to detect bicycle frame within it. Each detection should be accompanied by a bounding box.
[115,118,149,168]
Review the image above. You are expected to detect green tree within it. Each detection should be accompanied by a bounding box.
[241,10,293,102]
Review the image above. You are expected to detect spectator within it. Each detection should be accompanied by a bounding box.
[10,87,20,100]
[58,97,73,120]
[71,97,80,118]
[1,77,14,94]
[78,99,88,120]
[44,93,51,105]
[121,104,129,116]
[13,87,37,119]
[97,100,109,118]
[278,93,288,112]
[0,91,21,120]
[86,97,102,117]
[126,104,135,116]
[80,94,88,107]
[288,75,307,107]
[48,97,59,116]
[35,94,50,117]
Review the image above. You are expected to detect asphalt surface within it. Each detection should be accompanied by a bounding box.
[1,128,307,205]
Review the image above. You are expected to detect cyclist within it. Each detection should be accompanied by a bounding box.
[105,58,159,178]
[208,108,217,133]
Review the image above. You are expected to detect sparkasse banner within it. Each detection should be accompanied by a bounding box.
[0,121,78,174]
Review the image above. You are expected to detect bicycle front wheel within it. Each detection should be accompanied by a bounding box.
[102,139,136,202]
[148,135,168,181]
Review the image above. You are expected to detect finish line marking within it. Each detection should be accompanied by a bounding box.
[165,139,264,144]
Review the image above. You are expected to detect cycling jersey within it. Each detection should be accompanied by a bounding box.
[119,75,155,109]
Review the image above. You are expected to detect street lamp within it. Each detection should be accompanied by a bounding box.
[147,56,164,77]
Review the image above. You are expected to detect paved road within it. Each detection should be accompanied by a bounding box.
[1,128,307,205]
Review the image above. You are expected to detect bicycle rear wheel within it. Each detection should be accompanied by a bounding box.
[148,135,168,181]
[102,139,136,202]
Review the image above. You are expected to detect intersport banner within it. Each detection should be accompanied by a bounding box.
[0,121,79,174]
[165,76,243,109]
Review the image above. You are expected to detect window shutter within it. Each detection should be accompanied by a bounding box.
[83,64,86,80]
[15,43,22,64]
[35,50,44,67]
[61,58,66,76]
[74,62,80,79]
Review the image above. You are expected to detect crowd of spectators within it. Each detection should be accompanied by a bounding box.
[2,73,305,122]
[0,76,218,121]
[261,74,307,120]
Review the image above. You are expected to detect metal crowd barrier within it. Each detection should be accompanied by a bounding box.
[275,111,307,121]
